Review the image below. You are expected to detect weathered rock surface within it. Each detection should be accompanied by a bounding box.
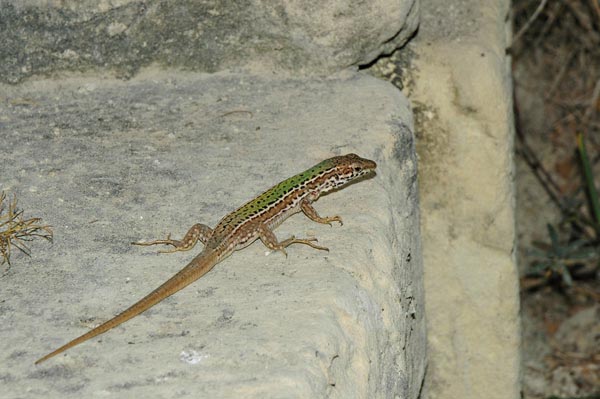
[0,0,418,84]
[399,0,520,398]
[0,71,425,398]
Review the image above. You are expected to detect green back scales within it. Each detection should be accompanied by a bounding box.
[210,156,339,239]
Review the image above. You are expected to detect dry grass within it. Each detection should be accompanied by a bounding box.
[0,191,53,270]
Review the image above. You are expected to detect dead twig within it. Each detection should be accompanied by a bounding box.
[218,110,253,118]
[545,49,578,100]
[516,133,566,212]
[591,0,600,25]
[582,79,600,135]
[562,0,600,47]
[512,0,549,45]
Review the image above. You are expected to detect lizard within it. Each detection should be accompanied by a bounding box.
[35,153,377,364]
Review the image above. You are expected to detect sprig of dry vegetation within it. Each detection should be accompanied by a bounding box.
[0,191,53,269]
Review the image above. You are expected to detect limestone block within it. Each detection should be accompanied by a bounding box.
[0,0,419,84]
[0,72,425,398]
[406,0,520,398]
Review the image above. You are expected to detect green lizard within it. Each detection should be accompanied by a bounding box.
[36,153,377,364]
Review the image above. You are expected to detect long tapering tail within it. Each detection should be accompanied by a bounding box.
[35,249,220,364]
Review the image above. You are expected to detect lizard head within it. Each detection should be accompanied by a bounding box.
[319,153,377,193]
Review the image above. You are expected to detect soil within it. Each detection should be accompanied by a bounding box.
[512,1,600,397]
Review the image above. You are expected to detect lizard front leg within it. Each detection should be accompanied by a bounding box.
[258,224,329,257]
[132,223,213,253]
[301,200,343,226]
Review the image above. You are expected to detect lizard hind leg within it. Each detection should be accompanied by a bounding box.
[258,224,329,257]
[132,223,213,253]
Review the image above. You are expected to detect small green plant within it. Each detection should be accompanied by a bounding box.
[0,191,53,269]
[525,133,600,287]
[528,224,597,286]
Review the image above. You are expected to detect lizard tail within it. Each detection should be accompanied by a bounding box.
[35,249,220,364]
